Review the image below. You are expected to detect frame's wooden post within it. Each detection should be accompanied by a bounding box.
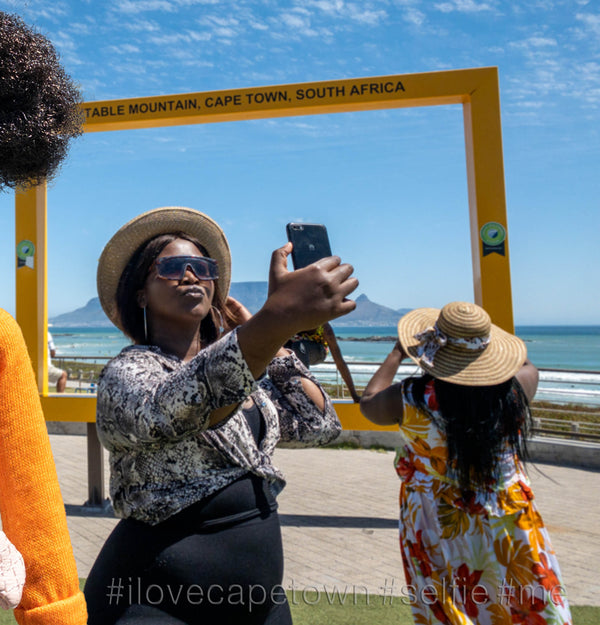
[85,423,109,508]
[463,68,514,331]
[15,184,49,393]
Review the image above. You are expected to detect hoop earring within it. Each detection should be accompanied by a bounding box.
[211,306,224,337]
[143,306,148,343]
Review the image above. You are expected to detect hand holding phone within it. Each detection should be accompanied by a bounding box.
[286,223,332,269]
[251,222,357,339]
[266,243,358,333]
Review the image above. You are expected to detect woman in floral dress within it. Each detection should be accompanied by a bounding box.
[360,301,572,625]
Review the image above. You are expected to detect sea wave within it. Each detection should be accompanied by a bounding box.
[313,363,600,407]
[49,325,600,405]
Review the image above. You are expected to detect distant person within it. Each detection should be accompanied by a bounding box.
[48,331,67,392]
[360,302,572,625]
[0,10,87,624]
[84,206,357,624]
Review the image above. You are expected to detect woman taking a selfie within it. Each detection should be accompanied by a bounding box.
[84,206,357,625]
[360,301,572,625]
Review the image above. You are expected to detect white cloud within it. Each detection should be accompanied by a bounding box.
[274,10,323,38]
[579,61,600,80]
[148,30,211,45]
[68,21,93,35]
[403,8,426,25]
[576,12,600,37]
[434,0,495,13]
[107,44,141,54]
[175,0,220,5]
[196,15,241,39]
[513,101,545,108]
[123,19,162,32]
[14,1,70,22]
[280,12,309,30]
[51,29,80,58]
[302,0,345,12]
[527,36,558,47]
[198,16,239,27]
[114,0,177,14]
[213,27,236,37]
[108,62,147,76]
[346,5,387,25]
[249,20,269,32]
[572,61,600,106]
[525,0,555,9]
[288,0,386,25]
[509,34,558,57]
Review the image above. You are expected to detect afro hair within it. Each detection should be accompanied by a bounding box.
[0,12,84,191]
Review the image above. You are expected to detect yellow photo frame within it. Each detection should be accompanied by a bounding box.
[15,67,513,428]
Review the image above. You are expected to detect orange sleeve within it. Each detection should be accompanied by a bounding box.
[0,310,87,624]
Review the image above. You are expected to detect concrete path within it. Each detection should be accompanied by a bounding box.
[49,434,599,606]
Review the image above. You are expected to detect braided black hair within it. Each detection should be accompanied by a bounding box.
[410,374,531,492]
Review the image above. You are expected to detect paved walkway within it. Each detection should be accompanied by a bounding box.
[49,434,599,606]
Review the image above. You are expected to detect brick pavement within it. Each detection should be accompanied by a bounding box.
[49,434,599,606]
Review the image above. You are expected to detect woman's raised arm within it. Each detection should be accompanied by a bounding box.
[359,341,406,426]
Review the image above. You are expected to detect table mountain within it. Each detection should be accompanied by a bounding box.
[50,284,411,327]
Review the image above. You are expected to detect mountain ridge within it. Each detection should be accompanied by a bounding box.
[50,282,411,328]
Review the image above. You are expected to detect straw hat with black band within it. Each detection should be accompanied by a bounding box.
[97,206,231,333]
[397,301,526,387]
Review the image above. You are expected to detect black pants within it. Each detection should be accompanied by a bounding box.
[84,506,292,625]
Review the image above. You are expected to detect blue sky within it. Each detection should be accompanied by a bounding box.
[0,0,598,325]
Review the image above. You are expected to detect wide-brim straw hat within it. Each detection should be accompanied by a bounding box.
[397,301,526,386]
[97,206,231,331]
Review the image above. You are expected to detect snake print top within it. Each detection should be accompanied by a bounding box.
[96,329,341,525]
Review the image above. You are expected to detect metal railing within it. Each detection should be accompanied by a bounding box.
[50,356,599,508]
[531,416,600,441]
[55,356,600,442]
[314,361,600,442]
[56,356,109,393]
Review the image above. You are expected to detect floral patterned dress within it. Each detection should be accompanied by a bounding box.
[395,379,573,625]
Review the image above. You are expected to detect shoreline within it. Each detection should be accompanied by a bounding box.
[337,335,396,342]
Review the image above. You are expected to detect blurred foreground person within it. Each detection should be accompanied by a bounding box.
[360,302,572,625]
[0,12,82,191]
[0,10,87,625]
[84,206,358,624]
[47,332,67,393]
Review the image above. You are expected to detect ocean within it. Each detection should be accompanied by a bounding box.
[49,325,600,406]
[334,325,600,372]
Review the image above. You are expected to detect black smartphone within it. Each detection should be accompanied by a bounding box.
[286,223,332,269]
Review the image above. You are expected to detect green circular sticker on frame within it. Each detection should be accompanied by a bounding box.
[16,239,35,260]
[480,222,506,247]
